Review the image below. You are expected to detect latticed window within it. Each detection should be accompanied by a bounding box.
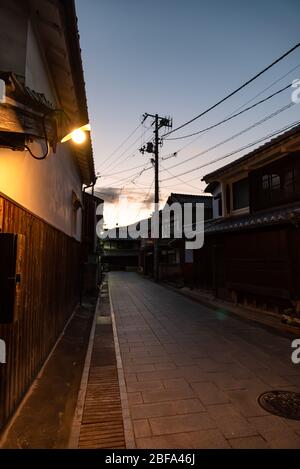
[262,173,281,193]
[249,154,300,211]
[232,178,249,210]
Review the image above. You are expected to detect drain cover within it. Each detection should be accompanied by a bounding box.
[258,390,300,420]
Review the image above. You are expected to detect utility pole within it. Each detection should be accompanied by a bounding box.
[140,113,172,282]
[154,114,159,212]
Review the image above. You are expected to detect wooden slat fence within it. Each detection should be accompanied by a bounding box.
[0,194,80,432]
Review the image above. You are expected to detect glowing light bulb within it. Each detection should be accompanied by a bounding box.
[71,128,86,144]
[61,123,91,144]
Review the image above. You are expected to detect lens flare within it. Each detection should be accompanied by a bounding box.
[71,128,86,144]
[61,123,91,143]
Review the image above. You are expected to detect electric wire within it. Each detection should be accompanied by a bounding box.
[164,82,291,141]
[134,178,154,223]
[161,102,295,177]
[162,41,300,138]
[161,120,300,183]
[98,127,153,177]
[98,123,141,168]
[160,162,202,191]
[227,62,300,116]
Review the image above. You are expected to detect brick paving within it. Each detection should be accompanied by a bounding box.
[109,272,300,449]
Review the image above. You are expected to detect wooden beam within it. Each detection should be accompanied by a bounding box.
[0,198,3,232]
[0,105,25,133]
[280,141,300,152]
[0,103,57,142]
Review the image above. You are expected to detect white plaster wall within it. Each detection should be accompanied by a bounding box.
[208,183,222,219]
[0,21,83,240]
[0,0,28,77]
[25,21,57,104]
[0,142,83,241]
[212,197,221,219]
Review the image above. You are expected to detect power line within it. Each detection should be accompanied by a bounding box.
[96,165,150,189]
[161,120,300,183]
[100,126,153,174]
[162,41,300,138]
[97,61,300,189]
[103,102,295,187]
[101,162,150,178]
[99,123,141,168]
[134,178,154,223]
[227,62,300,116]
[130,166,152,185]
[118,164,153,188]
[102,151,177,178]
[102,134,143,172]
[160,162,202,191]
[98,63,300,188]
[164,82,291,141]
[161,102,294,177]
[99,98,296,190]
[161,64,300,159]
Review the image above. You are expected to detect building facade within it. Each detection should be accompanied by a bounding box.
[0,0,95,432]
[139,193,213,283]
[199,124,300,316]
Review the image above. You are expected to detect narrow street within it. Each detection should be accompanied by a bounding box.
[110,272,300,449]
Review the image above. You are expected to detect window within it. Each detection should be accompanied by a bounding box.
[283,169,296,195]
[232,178,249,210]
[262,173,280,192]
[249,154,300,212]
[160,250,177,264]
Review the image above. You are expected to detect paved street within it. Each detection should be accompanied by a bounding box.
[109,272,300,449]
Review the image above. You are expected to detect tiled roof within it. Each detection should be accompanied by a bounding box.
[31,0,95,184]
[205,205,300,234]
[167,192,212,208]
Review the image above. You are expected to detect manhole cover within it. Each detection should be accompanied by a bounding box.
[258,390,300,420]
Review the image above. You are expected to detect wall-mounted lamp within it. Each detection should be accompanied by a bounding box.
[0,72,92,160]
[61,123,91,145]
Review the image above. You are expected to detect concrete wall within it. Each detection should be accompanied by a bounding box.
[0,18,83,240]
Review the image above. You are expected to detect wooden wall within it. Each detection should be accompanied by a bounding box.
[0,194,80,432]
[195,224,300,311]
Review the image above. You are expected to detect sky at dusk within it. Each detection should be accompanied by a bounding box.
[76,0,300,227]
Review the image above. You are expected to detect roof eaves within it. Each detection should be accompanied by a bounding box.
[58,0,95,184]
[202,123,300,183]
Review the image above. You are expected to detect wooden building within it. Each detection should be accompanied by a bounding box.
[0,0,95,433]
[139,193,213,283]
[100,228,140,272]
[198,124,300,315]
[81,192,103,294]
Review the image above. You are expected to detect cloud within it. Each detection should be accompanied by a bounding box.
[93,187,122,204]
[94,187,154,208]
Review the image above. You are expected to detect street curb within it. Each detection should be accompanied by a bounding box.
[68,296,99,449]
[108,278,136,449]
[161,281,299,338]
